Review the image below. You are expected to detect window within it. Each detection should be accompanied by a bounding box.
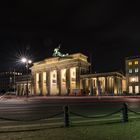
[135,86,139,93]
[135,68,139,73]
[135,76,139,82]
[129,86,133,93]
[129,76,139,82]
[129,69,132,73]
[135,61,138,65]
[128,61,132,65]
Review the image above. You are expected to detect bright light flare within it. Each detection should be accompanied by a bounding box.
[21,57,27,63]
[132,78,135,82]
[28,60,32,64]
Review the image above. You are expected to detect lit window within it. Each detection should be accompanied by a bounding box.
[129,76,139,82]
[136,76,139,82]
[135,61,138,65]
[135,68,139,73]
[129,69,132,73]
[129,86,133,93]
[128,61,132,65]
[135,86,139,93]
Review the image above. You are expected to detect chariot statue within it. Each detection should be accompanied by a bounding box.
[53,45,69,57]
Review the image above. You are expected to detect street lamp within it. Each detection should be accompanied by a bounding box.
[21,57,32,97]
[21,58,32,65]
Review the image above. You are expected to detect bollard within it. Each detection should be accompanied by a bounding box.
[122,102,128,122]
[64,105,70,127]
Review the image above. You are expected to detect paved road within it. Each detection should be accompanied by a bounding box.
[0,96,140,118]
[0,96,140,130]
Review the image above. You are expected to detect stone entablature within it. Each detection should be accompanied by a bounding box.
[31,53,90,72]
[81,72,126,79]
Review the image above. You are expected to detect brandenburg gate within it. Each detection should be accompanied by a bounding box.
[31,53,90,95]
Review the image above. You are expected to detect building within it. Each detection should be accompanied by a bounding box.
[16,74,32,96]
[16,52,126,96]
[0,71,22,94]
[81,72,126,96]
[126,56,140,94]
[31,53,90,96]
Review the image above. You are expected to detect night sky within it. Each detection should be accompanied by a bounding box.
[0,0,140,73]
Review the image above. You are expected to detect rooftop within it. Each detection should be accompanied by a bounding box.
[125,56,140,60]
[33,53,88,66]
[81,71,126,79]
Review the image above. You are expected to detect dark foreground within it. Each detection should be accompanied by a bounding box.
[0,96,140,140]
[1,120,140,140]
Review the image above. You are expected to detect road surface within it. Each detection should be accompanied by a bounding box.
[0,96,140,130]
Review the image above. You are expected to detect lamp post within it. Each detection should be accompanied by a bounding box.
[21,57,32,97]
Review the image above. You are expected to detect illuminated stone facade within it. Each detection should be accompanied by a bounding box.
[81,72,126,95]
[31,53,90,95]
[16,53,127,96]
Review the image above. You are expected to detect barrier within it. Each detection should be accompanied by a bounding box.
[122,103,128,122]
[0,112,63,122]
[0,103,140,128]
[64,105,69,127]
[70,109,121,119]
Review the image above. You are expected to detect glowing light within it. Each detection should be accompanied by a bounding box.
[128,61,132,65]
[132,78,135,82]
[21,58,32,64]
[28,60,32,64]
[135,61,138,65]
[21,58,27,63]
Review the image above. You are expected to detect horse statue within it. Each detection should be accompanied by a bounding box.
[53,45,68,57]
